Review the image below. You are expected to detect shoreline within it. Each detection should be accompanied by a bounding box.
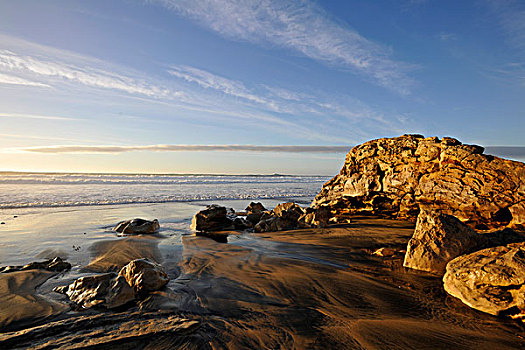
[1,206,524,348]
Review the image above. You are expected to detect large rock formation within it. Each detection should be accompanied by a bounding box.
[443,242,525,318]
[313,135,525,230]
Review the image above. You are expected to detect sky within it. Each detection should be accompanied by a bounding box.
[0,0,524,175]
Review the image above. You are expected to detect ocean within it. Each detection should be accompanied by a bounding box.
[0,172,330,209]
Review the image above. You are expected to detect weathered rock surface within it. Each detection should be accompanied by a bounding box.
[113,218,160,235]
[403,211,481,274]
[254,202,306,232]
[55,259,169,309]
[313,134,525,230]
[191,205,235,232]
[54,273,135,309]
[0,257,71,273]
[404,210,525,274]
[298,206,332,228]
[443,242,525,317]
[119,258,169,294]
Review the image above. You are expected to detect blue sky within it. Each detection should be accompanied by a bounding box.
[0,0,524,174]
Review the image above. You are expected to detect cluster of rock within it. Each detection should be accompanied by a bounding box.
[401,209,525,320]
[54,258,169,309]
[0,257,71,273]
[191,202,332,233]
[113,218,160,235]
[312,134,525,230]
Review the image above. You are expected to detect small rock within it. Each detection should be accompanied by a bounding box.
[54,272,135,309]
[119,258,169,294]
[0,222,5,225]
[372,247,397,257]
[273,202,304,222]
[113,218,160,235]
[191,205,234,232]
[298,206,332,228]
[245,202,266,213]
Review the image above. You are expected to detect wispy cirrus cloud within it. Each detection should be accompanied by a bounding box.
[148,0,415,94]
[0,49,183,99]
[168,65,267,104]
[483,1,525,84]
[17,144,350,154]
[487,0,525,53]
[0,72,50,87]
[0,112,81,121]
[0,34,401,144]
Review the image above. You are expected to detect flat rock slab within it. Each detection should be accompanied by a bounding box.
[0,311,204,349]
[0,270,67,332]
[443,242,525,317]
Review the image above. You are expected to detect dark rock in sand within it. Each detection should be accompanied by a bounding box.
[0,257,71,274]
[118,258,169,294]
[233,216,252,230]
[191,204,235,232]
[443,242,525,318]
[245,202,267,224]
[246,202,266,213]
[313,134,525,230]
[403,210,481,274]
[54,272,135,309]
[113,218,160,235]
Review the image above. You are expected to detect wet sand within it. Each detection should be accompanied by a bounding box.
[0,205,524,349]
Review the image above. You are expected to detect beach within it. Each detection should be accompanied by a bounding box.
[1,198,524,348]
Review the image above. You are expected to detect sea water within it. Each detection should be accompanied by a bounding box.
[0,172,330,209]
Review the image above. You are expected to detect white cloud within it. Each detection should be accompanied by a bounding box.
[0,72,50,87]
[0,34,396,144]
[0,112,81,121]
[149,0,415,94]
[168,65,266,104]
[0,49,182,99]
[18,144,350,154]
